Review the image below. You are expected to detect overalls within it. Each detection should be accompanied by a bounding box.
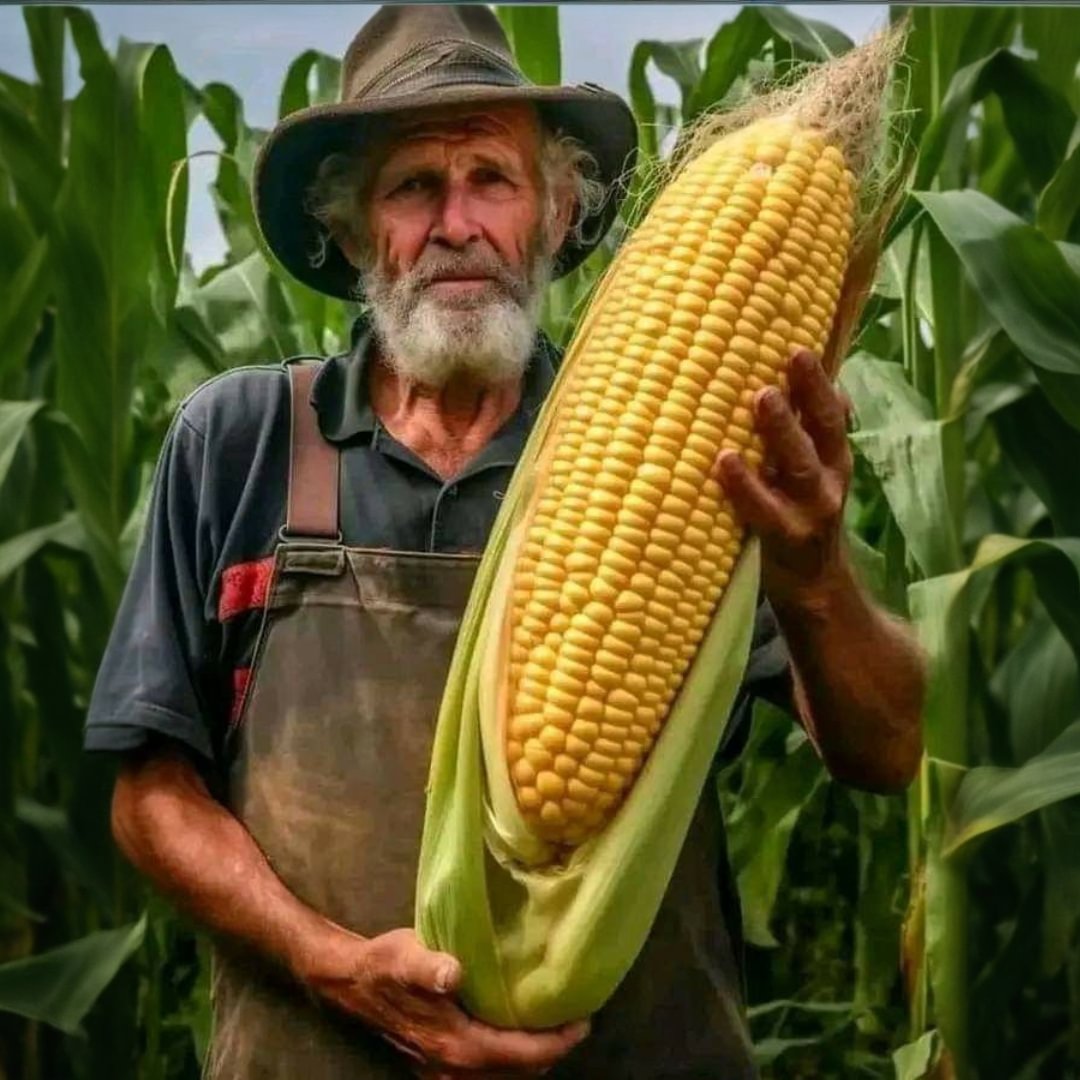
[205,359,758,1079]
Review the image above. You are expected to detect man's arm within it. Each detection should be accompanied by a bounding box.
[769,551,925,793]
[112,744,344,981]
[716,349,926,794]
[112,744,589,1075]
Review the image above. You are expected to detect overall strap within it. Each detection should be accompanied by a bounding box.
[283,361,341,542]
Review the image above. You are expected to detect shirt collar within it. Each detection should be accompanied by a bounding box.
[310,312,561,446]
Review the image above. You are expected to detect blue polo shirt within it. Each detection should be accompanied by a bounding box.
[84,313,792,779]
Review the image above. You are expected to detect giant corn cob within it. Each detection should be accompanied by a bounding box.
[506,116,854,845]
[417,30,903,1029]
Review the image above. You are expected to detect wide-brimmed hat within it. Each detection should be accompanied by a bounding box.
[252,4,639,301]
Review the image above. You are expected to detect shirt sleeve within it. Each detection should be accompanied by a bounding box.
[714,592,795,765]
[84,408,220,764]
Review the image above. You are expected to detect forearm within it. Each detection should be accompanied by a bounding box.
[111,745,351,981]
[109,747,587,1073]
[770,553,926,793]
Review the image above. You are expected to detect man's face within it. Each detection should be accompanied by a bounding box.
[343,102,569,387]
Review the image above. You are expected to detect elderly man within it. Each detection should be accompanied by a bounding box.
[86,6,924,1079]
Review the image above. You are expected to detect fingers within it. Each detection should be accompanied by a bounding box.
[382,1031,427,1065]
[716,451,802,539]
[719,349,851,513]
[753,384,822,500]
[786,349,853,472]
[409,1019,588,1077]
[391,930,462,996]
[445,1016,590,1074]
[370,930,589,1076]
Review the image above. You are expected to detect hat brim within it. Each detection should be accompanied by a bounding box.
[252,82,639,302]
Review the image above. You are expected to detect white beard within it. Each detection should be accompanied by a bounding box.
[360,244,551,387]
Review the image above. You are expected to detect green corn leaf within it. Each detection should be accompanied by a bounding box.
[916,50,1073,193]
[755,6,853,61]
[893,1029,941,1079]
[643,39,704,118]
[21,5,66,160]
[684,5,853,123]
[945,719,1080,856]
[0,71,36,117]
[993,390,1080,536]
[909,532,1080,1069]
[0,916,146,1036]
[1039,803,1080,977]
[628,41,660,160]
[685,9,771,120]
[841,353,963,579]
[628,41,702,159]
[15,798,113,908]
[495,6,561,86]
[1020,8,1080,102]
[747,999,854,1021]
[753,1031,846,1069]
[917,190,1080,430]
[0,234,51,391]
[726,708,824,949]
[851,791,907,1025]
[0,513,85,587]
[0,400,45,493]
[0,198,36,283]
[1037,123,1080,242]
[898,6,1018,149]
[48,13,188,605]
[0,79,63,235]
[0,888,42,925]
[911,535,1080,767]
[278,49,342,119]
[266,49,349,362]
[198,81,263,264]
[180,251,308,365]
[991,609,1080,764]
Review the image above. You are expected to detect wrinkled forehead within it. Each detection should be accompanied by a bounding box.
[380,101,542,159]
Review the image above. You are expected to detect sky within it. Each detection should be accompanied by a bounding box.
[0,4,888,272]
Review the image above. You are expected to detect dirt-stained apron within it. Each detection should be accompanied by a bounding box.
[204,359,758,1079]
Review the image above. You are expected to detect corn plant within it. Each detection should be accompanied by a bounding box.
[0,5,1078,1078]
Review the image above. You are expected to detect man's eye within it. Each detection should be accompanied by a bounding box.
[475,168,510,186]
[391,175,434,196]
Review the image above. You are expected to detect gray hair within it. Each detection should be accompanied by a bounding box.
[302,123,609,272]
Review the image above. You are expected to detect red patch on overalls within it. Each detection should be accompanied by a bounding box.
[230,667,252,726]
[218,557,275,622]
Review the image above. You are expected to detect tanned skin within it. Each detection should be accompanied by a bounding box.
[368,362,522,482]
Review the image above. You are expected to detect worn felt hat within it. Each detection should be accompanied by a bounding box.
[252,4,639,301]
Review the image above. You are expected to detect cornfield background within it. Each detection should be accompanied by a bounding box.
[1,4,1079,1077]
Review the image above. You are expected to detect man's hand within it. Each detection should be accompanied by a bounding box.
[300,926,589,1078]
[711,347,925,794]
[714,347,853,607]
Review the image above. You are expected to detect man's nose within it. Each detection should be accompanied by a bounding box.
[430,183,481,248]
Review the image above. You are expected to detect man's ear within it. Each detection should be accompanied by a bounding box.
[333,227,363,269]
[544,189,576,259]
